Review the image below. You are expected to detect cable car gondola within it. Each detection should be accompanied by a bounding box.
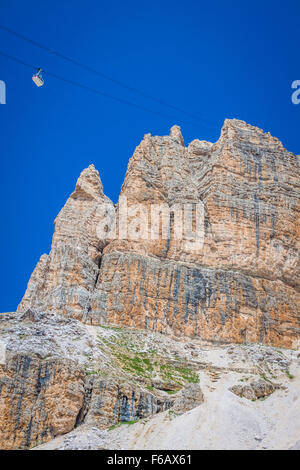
[32,68,44,87]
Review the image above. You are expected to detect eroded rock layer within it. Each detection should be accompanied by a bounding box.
[94,252,299,347]
[0,312,196,449]
[17,120,300,348]
[0,351,173,449]
[0,354,85,450]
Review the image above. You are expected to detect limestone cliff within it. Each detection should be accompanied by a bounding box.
[0,312,196,449]
[18,164,114,322]
[1,312,298,450]
[17,119,300,348]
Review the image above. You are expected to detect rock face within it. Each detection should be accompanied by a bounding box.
[0,312,187,449]
[17,165,114,322]
[0,350,173,450]
[0,354,85,450]
[1,310,299,450]
[79,377,173,428]
[172,383,204,414]
[230,380,279,401]
[18,120,300,348]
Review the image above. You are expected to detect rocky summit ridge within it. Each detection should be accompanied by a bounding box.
[0,118,299,450]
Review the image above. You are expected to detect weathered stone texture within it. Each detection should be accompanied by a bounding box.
[99,120,299,348]
[94,252,299,347]
[230,380,279,400]
[172,383,204,414]
[78,377,173,429]
[17,165,114,321]
[0,354,173,449]
[0,354,85,449]
[0,313,177,449]
[17,120,300,348]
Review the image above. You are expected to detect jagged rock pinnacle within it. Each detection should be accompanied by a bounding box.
[17,164,114,318]
[170,125,184,146]
[72,164,104,200]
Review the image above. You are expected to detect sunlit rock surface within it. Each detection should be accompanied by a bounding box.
[18,120,300,348]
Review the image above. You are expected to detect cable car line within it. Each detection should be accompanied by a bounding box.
[0,49,201,127]
[32,67,44,87]
[0,23,214,130]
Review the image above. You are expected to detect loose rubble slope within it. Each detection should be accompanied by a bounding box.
[1,311,299,450]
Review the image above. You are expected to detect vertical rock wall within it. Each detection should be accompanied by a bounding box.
[17,120,300,348]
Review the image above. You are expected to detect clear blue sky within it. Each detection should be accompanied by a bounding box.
[0,0,299,311]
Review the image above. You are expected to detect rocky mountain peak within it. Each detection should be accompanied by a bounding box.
[170,124,184,146]
[17,121,300,349]
[220,118,285,151]
[1,119,299,450]
[71,164,104,201]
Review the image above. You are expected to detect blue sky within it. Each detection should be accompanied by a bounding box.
[0,0,299,311]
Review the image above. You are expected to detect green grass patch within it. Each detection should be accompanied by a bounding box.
[146,385,154,391]
[109,419,139,431]
[100,325,124,331]
[167,409,178,418]
[159,363,199,385]
[259,396,268,401]
[108,423,121,431]
[260,373,272,384]
[96,327,199,388]
[285,369,294,380]
[85,370,99,376]
[114,352,155,377]
[120,419,139,426]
